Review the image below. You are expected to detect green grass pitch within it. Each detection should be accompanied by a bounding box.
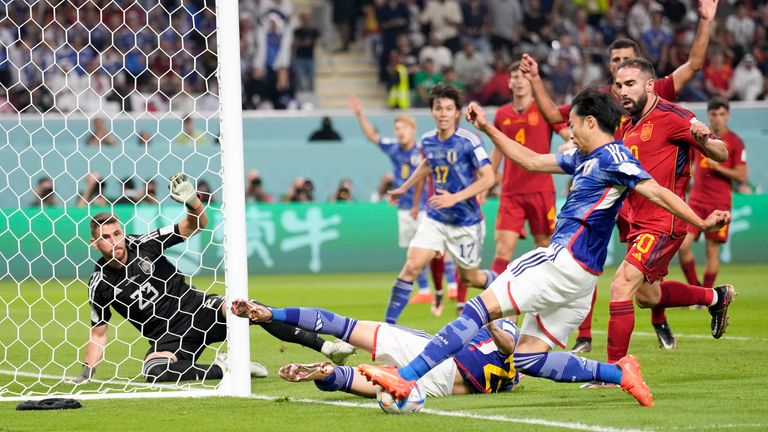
[1,264,767,431]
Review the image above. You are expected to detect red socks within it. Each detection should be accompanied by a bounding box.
[679,258,700,286]
[657,280,715,308]
[491,257,509,276]
[577,287,598,339]
[703,271,717,288]
[607,300,635,363]
[429,258,444,293]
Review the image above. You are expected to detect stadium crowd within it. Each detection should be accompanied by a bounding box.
[1,0,767,115]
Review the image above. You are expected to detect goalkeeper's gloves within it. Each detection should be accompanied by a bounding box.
[69,364,95,385]
[169,172,201,209]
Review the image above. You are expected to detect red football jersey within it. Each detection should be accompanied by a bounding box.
[557,75,678,120]
[494,101,566,195]
[689,129,746,208]
[618,97,703,237]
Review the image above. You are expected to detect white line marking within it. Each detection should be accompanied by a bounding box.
[0,369,209,392]
[665,424,768,430]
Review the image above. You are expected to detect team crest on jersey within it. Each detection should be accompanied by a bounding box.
[410,153,422,166]
[446,149,458,164]
[582,159,598,176]
[528,112,539,126]
[641,123,654,141]
[137,257,154,275]
[503,118,512,126]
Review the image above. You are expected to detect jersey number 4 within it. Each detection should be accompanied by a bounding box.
[130,282,160,310]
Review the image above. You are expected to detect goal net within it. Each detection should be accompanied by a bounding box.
[0,0,250,400]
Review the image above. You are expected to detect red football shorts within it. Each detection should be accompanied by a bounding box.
[496,192,556,238]
[624,231,685,283]
[687,201,730,243]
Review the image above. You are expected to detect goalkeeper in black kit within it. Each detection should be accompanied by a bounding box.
[73,173,355,384]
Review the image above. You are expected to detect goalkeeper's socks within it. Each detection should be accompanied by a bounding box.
[270,308,357,342]
[416,267,429,292]
[384,278,413,324]
[314,366,355,393]
[482,269,498,288]
[399,297,490,381]
[513,352,622,385]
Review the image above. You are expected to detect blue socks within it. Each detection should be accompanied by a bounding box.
[416,267,429,292]
[514,352,623,385]
[398,297,490,381]
[315,366,355,392]
[268,308,357,342]
[482,269,498,288]
[385,278,413,324]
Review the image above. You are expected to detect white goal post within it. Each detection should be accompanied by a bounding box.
[0,0,251,400]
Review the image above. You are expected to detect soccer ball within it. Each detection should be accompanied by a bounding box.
[376,384,425,414]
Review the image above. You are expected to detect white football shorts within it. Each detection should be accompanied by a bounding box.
[372,324,457,397]
[409,217,485,269]
[489,243,598,349]
[397,209,426,248]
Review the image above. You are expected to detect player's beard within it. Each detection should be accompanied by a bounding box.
[624,92,648,117]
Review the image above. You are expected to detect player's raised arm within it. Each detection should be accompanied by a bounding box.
[466,102,563,174]
[520,54,567,125]
[670,0,717,94]
[169,173,208,238]
[349,96,380,144]
[633,178,731,232]
[691,120,728,162]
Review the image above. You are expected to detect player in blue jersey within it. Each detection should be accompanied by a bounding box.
[350,96,445,306]
[230,300,518,397]
[355,87,730,407]
[383,84,497,323]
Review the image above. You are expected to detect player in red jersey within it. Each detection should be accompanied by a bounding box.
[677,97,748,289]
[489,61,570,278]
[520,0,719,353]
[605,58,734,365]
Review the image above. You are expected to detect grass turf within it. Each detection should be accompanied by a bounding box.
[1,264,767,431]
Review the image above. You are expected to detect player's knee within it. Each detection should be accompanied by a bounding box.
[143,357,173,382]
[634,285,659,308]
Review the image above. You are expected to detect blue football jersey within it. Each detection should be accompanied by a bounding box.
[419,128,490,226]
[379,138,427,211]
[553,142,652,273]
[453,319,519,394]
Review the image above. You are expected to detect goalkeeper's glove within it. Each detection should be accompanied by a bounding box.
[68,364,95,385]
[169,172,201,209]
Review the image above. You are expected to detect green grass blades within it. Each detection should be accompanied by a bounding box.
[1,265,767,431]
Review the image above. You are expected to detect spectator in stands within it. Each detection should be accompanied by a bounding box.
[176,115,206,145]
[255,12,295,109]
[115,178,139,205]
[282,177,314,202]
[547,34,581,70]
[571,10,599,49]
[732,54,765,101]
[547,54,576,104]
[308,116,343,141]
[704,50,734,99]
[725,2,755,49]
[197,179,216,205]
[478,56,512,106]
[454,41,490,97]
[330,178,355,202]
[412,58,443,107]
[293,11,321,92]
[418,34,453,73]
[136,179,159,205]
[488,0,523,57]
[361,3,382,63]
[137,131,152,146]
[84,117,117,147]
[246,170,274,203]
[573,52,604,90]
[387,53,412,109]
[441,66,466,94]
[331,0,356,52]
[627,0,656,40]
[420,0,463,53]
[394,34,420,75]
[640,5,673,70]
[30,177,57,208]
[370,173,395,203]
[460,0,491,61]
[376,0,410,83]
[77,172,109,207]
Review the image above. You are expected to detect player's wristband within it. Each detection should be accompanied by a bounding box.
[186,199,202,211]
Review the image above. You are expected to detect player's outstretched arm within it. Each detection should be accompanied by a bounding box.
[388,159,430,203]
[169,172,208,238]
[708,160,748,184]
[634,178,731,232]
[691,121,728,162]
[520,54,566,125]
[671,0,717,94]
[466,102,564,174]
[69,323,108,384]
[349,96,380,144]
[430,163,495,209]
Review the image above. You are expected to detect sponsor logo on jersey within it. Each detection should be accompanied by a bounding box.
[446,149,458,164]
[641,123,654,141]
[137,257,154,275]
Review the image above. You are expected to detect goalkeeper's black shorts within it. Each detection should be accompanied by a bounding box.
[145,294,227,362]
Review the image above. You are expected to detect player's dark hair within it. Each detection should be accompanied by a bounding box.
[617,58,656,79]
[428,84,462,110]
[90,212,120,236]
[608,38,640,57]
[707,96,730,112]
[570,87,623,135]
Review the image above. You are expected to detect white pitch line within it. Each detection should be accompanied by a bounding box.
[591,330,768,342]
[0,369,206,392]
